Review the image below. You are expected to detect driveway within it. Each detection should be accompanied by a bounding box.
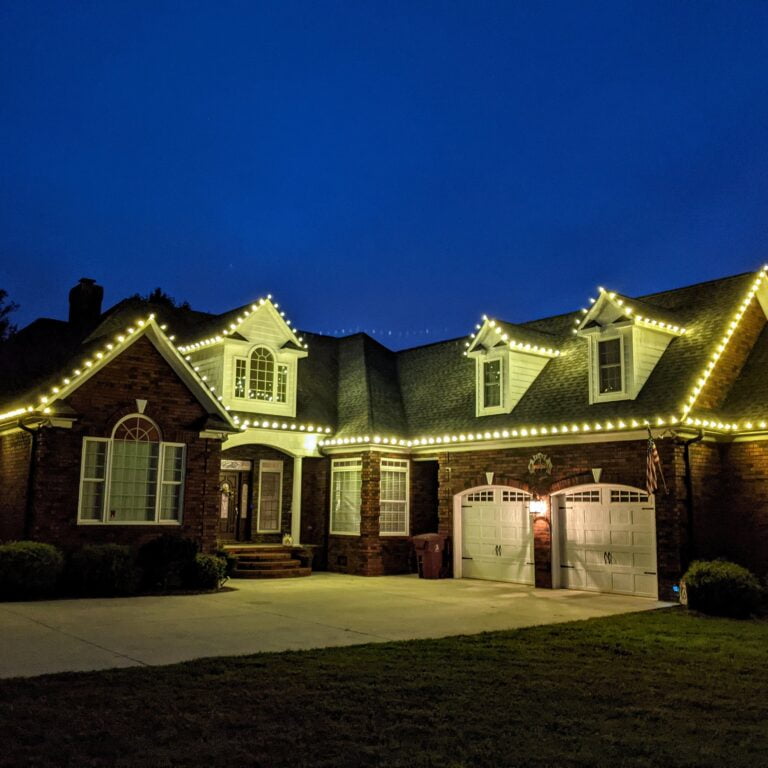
[0,573,670,679]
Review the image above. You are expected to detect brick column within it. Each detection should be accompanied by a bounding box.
[358,452,384,575]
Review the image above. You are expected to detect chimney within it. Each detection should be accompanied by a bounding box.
[68,278,104,330]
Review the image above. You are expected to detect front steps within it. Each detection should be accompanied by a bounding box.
[222,545,312,579]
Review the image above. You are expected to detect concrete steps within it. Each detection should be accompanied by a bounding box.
[222,545,312,580]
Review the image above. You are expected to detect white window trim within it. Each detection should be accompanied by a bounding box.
[589,331,630,403]
[77,418,186,526]
[475,352,508,416]
[379,458,409,537]
[256,459,283,533]
[330,458,362,536]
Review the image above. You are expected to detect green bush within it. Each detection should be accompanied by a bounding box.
[137,535,198,591]
[188,554,227,590]
[0,541,64,600]
[66,544,139,597]
[683,560,763,618]
[215,548,238,578]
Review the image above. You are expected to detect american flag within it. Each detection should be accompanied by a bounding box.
[646,431,666,496]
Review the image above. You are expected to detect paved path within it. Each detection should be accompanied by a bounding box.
[0,573,670,679]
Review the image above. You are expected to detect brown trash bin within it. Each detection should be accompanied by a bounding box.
[412,533,447,579]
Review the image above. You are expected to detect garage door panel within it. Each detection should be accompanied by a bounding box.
[584,528,609,546]
[461,490,533,586]
[633,508,654,525]
[633,551,653,568]
[633,574,657,597]
[559,486,657,598]
[632,531,652,547]
[609,508,632,525]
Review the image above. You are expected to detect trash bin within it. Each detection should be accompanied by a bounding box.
[412,533,447,579]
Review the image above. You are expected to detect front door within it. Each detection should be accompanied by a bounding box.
[218,470,252,540]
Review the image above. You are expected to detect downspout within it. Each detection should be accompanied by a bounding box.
[681,430,704,569]
[17,421,39,539]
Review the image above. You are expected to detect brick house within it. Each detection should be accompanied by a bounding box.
[2,270,767,600]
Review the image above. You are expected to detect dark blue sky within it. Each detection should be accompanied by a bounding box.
[2,2,767,347]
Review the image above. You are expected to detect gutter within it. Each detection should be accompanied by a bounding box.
[680,429,704,569]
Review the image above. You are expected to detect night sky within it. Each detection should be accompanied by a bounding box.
[2,2,767,348]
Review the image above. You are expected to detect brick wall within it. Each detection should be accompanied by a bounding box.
[696,299,766,411]
[0,430,32,541]
[25,335,223,554]
[221,445,294,543]
[720,441,768,577]
[325,452,438,576]
[436,438,683,600]
[301,457,329,569]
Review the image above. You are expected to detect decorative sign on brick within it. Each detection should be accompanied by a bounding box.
[527,452,553,497]
[527,452,552,476]
[221,459,252,471]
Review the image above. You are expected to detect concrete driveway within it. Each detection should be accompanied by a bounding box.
[0,573,670,679]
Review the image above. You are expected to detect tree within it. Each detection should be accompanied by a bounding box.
[0,289,18,341]
[132,287,190,310]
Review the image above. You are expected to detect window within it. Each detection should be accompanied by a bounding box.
[610,489,649,503]
[483,359,502,408]
[234,358,247,398]
[233,347,289,403]
[78,415,185,524]
[330,458,362,535]
[257,460,283,532]
[466,490,495,502]
[564,490,601,503]
[380,459,408,536]
[598,338,622,394]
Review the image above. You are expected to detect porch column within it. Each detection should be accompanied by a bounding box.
[291,456,303,544]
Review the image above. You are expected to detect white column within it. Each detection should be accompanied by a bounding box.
[290,456,303,545]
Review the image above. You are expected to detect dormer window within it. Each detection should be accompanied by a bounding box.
[483,359,502,408]
[466,318,559,417]
[233,347,289,403]
[598,339,622,394]
[577,287,686,404]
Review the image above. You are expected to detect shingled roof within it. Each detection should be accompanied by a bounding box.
[3,270,765,439]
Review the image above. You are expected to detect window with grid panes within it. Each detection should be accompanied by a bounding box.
[598,338,622,393]
[380,459,408,535]
[330,458,362,535]
[78,415,185,524]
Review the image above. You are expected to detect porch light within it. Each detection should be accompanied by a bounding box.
[529,498,547,516]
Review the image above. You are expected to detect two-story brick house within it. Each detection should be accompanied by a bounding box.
[2,269,767,601]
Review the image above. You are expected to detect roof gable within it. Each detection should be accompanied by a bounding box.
[0,314,235,431]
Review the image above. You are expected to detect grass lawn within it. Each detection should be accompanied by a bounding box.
[1,607,766,767]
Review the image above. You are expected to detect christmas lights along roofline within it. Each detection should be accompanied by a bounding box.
[176,295,308,354]
[4,267,767,445]
[0,315,235,430]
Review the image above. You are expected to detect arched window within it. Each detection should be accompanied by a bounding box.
[250,347,275,401]
[234,346,289,403]
[78,414,185,524]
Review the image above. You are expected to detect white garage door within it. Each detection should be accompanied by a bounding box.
[461,488,534,585]
[556,485,657,598]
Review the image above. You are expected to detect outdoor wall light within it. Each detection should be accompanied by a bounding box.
[529,498,547,516]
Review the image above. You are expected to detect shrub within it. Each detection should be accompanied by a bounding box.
[215,548,238,578]
[66,544,139,597]
[188,554,227,590]
[0,541,64,600]
[137,535,198,591]
[682,560,763,618]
